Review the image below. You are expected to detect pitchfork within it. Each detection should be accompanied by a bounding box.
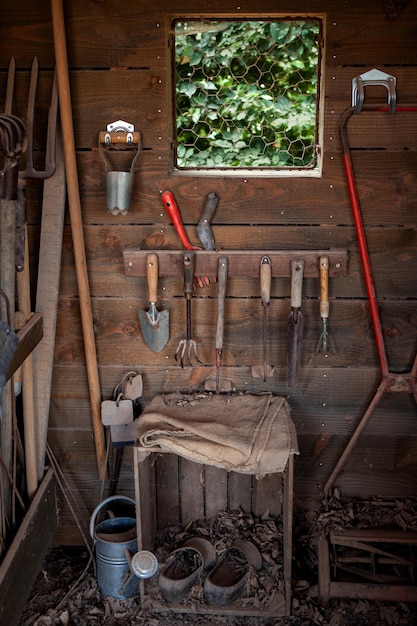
[175,252,204,367]
[3,57,58,271]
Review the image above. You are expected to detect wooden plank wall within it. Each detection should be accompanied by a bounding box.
[1,0,417,543]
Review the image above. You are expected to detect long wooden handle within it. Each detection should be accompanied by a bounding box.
[17,225,37,500]
[216,256,228,351]
[290,259,305,308]
[319,256,329,320]
[51,0,106,480]
[146,253,159,304]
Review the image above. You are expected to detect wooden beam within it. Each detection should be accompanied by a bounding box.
[0,468,57,625]
[6,313,43,381]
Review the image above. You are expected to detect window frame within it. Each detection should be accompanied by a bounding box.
[169,14,325,178]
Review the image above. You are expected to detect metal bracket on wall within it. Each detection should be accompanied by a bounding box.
[352,68,397,114]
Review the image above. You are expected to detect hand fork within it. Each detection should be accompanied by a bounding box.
[314,256,336,355]
[161,190,215,288]
[175,252,204,367]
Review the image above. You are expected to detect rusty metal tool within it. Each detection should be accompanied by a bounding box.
[138,253,169,352]
[196,191,219,251]
[260,256,272,382]
[11,57,58,271]
[175,251,204,367]
[161,190,214,287]
[215,256,228,392]
[324,99,417,496]
[287,259,305,387]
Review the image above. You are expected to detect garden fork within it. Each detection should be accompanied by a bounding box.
[175,252,204,367]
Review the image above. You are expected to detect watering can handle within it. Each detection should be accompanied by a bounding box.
[89,495,136,540]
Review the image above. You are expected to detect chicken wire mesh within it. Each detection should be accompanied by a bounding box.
[173,19,322,171]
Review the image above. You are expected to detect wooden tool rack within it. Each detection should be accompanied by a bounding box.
[123,248,348,279]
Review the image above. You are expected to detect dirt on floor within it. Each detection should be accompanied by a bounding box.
[19,493,417,626]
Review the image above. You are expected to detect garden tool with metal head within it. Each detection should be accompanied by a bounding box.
[314,256,335,356]
[215,256,228,392]
[175,251,204,367]
[16,57,58,271]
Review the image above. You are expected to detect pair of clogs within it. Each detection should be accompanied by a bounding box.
[159,536,262,605]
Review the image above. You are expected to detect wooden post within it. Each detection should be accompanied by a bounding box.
[50,0,106,479]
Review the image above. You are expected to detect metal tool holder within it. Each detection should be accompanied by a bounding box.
[351,68,396,114]
[99,120,141,216]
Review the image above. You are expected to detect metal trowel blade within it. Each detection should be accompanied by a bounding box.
[139,306,169,353]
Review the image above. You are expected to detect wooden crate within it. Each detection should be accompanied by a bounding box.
[318,527,417,606]
[134,447,294,617]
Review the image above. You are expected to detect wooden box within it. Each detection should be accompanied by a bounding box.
[134,447,294,617]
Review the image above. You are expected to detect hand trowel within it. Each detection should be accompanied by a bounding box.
[139,253,169,352]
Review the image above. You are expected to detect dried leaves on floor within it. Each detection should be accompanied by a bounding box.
[19,496,417,626]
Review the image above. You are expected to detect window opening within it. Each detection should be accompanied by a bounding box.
[173,18,322,174]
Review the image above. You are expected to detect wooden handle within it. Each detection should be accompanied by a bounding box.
[99,130,141,146]
[146,253,158,303]
[319,256,329,319]
[260,256,272,305]
[17,224,38,500]
[290,259,305,308]
[183,252,195,297]
[51,0,106,479]
[196,192,219,250]
[216,256,228,350]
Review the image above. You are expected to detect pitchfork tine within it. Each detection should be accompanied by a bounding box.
[5,57,15,116]
[19,58,58,180]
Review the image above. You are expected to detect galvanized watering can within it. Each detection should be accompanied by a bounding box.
[90,495,157,599]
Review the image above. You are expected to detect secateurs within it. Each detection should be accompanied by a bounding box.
[175,251,204,368]
[161,190,217,287]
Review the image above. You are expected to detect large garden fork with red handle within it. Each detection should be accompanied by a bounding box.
[161,190,215,288]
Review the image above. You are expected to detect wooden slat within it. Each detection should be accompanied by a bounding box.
[155,454,180,526]
[2,1,417,69]
[179,458,205,524]
[0,469,56,625]
[69,150,417,226]
[6,313,43,381]
[135,449,157,551]
[205,465,228,518]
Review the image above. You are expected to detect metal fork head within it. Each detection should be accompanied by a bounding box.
[314,329,336,356]
[175,339,204,368]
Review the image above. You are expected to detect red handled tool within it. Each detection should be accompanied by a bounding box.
[161,190,213,287]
